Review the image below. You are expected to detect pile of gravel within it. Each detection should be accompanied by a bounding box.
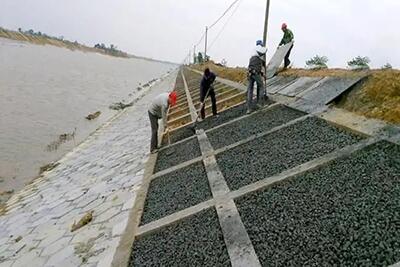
[154,137,201,173]
[208,105,305,149]
[131,208,230,266]
[217,116,363,190]
[197,103,247,131]
[236,141,400,266]
[141,162,211,225]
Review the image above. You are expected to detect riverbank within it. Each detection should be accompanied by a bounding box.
[192,62,400,124]
[0,37,176,205]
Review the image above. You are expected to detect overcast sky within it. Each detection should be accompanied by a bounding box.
[1,0,399,68]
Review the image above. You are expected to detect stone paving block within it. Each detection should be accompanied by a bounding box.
[302,76,364,104]
[38,229,66,248]
[40,236,72,257]
[95,206,121,223]
[209,105,306,149]
[12,249,45,267]
[236,141,400,266]
[112,218,129,237]
[131,208,230,266]
[140,162,211,225]
[0,260,14,267]
[154,137,201,173]
[45,245,77,266]
[217,116,363,190]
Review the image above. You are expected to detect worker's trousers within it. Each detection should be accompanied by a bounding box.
[247,73,265,111]
[284,44,294,68]
[148,111,159,152]
[200,86,217,119]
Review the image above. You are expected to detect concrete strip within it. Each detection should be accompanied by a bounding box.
[181,70,198,122]
[197,130,261,267]
[136,199,215,237]
[150,156,203,179]
[229,136,383,200]
[390,262,400,267]
[214,114,313,155]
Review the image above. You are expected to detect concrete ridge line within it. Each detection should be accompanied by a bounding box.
[389,261,400,267]
[205,102,280,133]
[151,156,203,180]
[214,114,313,155]
[111,152,158,267]
[181,70,198,122]
[228,136,383,201]
[197,130,261,267]
[136,199,216,237]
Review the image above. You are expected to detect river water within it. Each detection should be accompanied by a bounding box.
[0,37,176,194]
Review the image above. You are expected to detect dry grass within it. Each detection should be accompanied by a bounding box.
[337,70,400,124]
[190,62,399,124]
[279,68,368,78]
[191,61,248,84]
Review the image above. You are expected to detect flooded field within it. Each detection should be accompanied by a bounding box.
[0,37,176,196]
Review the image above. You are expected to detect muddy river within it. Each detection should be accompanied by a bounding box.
[0,37,176,196]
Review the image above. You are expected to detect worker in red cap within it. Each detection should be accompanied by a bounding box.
[148,91,177,153]
[279,23,294,69]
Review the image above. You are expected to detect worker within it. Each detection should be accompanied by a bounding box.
[199,68,217,119]
[247,43,267,114]
[279,23,294,69]
[253,40,268,101]
[148,91,177,153]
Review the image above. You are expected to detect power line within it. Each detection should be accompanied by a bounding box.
[208,0,241,30]
[208,0,242,51]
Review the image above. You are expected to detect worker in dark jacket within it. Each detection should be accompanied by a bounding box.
[199,68,217,119]
[279,23,294,69]
[247,44,267,114]
[148,91,177,153]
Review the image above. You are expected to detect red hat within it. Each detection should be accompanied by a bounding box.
[281,23,287,30]
[169,91,177,106]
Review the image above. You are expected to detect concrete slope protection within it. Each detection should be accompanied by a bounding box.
[129,68,400,266]
[0,71,179,267]
[265,41,294,79]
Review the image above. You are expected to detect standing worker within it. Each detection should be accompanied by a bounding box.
[148,91,177,153]
[279,23,294,69]
[247,43,267,114]
[199,68,217,120]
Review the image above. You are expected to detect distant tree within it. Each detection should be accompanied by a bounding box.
[381,63,393,70]
[306,55,328,69]
[348,56,370,69]
[27,29,34,35]
[204,55,210,62]
[110,44,116,51]
[18,28,22,33]
[37,31,42,36]
[197,52,203,63]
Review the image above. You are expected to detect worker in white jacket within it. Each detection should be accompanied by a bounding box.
[148,91,177,153]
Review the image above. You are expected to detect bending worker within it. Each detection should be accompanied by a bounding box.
[247,41,267,114]
[199,68,217,119]
[148,91,177,153]
[279,23,294,69]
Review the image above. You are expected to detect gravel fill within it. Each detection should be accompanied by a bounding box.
[196,103,247,131]
[154,137,201,173]
[208,105,306,149]
[131,208,231,267]
[217,116,363,190]
[162,126,194,145]
[141,162,211,225]
[236,141,400,266]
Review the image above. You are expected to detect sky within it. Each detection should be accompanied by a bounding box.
[1,0,399,68]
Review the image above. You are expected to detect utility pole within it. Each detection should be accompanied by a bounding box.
[193,45,196,64]
[263,0,270,45]
[204,26,208,62]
